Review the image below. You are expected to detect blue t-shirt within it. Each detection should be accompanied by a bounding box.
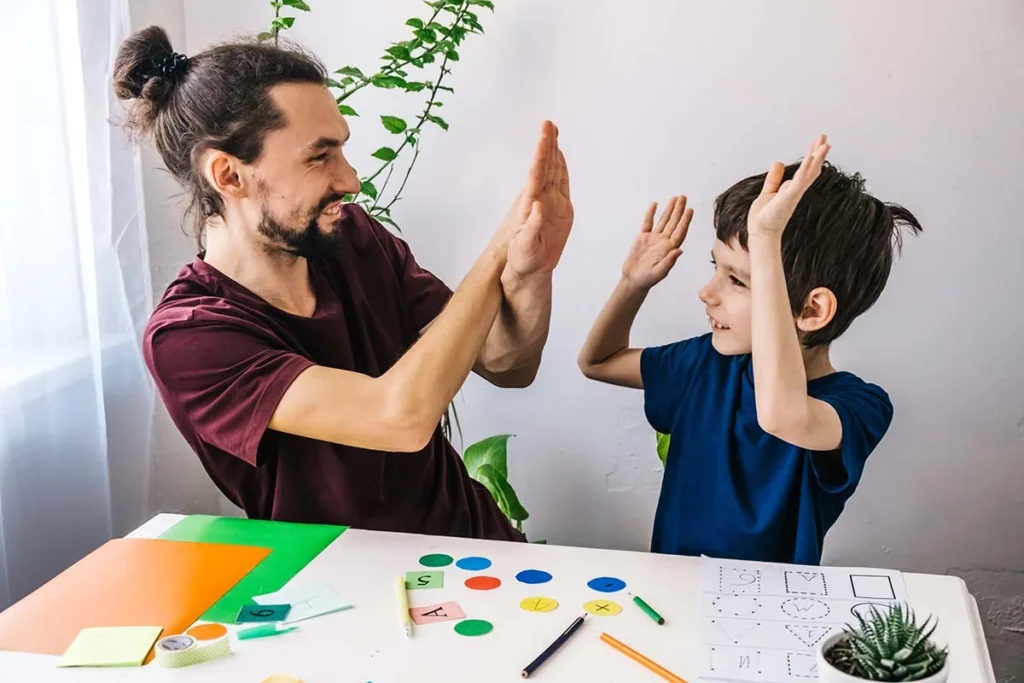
[640,333,892,565]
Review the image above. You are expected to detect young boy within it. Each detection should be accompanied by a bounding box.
[578,136,922,565]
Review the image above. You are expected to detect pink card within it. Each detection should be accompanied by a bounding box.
[409,601,465,625]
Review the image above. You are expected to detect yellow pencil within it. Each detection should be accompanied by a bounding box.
[395,575,412,638]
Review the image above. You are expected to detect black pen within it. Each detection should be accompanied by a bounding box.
[521,613,587,678]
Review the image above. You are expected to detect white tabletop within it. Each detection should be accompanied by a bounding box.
[0,513,997,682]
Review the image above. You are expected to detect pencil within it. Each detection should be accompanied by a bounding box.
[395,575,412,638]
[631,594,666,625]
[600,632,686,683]
[521,614,587,678]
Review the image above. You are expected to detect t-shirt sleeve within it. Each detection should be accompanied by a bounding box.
[360,209,453,331]
[144,320,314,466]
[813,382,894,494]
[639,335,709,434]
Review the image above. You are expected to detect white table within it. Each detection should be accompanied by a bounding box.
[0,513,997,682]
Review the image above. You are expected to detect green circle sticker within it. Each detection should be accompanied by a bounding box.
[419,553,454,568]
[454,619,493,637]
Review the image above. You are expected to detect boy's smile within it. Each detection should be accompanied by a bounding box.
[701,238,753,355]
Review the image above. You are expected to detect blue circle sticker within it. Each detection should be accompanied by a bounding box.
[456,556,493,571]
[587,576,627,593]
[516,569,553,585]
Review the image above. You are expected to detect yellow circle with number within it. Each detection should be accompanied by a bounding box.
[583,599,622,616]
[520,596,559,613]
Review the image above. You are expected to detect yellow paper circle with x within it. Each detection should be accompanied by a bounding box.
[583,599,622,616]
[520,596,559,613]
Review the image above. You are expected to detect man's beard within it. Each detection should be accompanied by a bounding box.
[256,192,348,259]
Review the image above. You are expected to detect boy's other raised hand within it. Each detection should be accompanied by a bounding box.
[747,134,831,240]
[621,195,693,291]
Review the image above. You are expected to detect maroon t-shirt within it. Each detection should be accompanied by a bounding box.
[143,205,523,542]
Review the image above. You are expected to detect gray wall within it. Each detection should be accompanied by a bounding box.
[131,1,1024,678]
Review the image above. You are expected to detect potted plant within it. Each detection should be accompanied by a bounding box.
[817,603,949,682]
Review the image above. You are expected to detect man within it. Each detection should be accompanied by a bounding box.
[114,27,573,540]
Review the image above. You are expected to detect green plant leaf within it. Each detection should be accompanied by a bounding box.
[469,0,494,8]
[360,180,378,199]
[386,45,412,60]
[414,28,438,43]
[272,17,295,29]
[446,49,460,61]
[335,66,366,78]
[489,468,529,522]
[376,214,400,230]
[463,434,511,480]
[257,31,274,41]
[437,84,455,93]
[371,147,398,162]
[337,104,358,117]
[406,17,425,29]
[403,81,428,92]
[325,78,344,89]
[421,53,436,64]
[656,432,670,465]
[427,114,449,131]
[380,115,408,134]
[282,0,311,10]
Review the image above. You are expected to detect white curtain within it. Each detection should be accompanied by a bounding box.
[0,0,154,609]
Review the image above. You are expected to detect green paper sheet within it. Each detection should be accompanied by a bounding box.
[158,515,346,623]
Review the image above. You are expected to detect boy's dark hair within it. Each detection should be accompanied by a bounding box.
[714,161,922,347]
[113,26,328,249]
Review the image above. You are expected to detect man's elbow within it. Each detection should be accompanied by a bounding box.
[381,386,438,453]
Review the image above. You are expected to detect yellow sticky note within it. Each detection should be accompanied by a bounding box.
[58,626,163,667]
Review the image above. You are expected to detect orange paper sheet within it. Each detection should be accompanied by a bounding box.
[0,538,269,661]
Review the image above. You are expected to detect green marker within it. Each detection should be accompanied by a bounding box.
[631,595,665,625]
[237,623,298,640]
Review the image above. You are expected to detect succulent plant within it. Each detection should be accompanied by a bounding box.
[825,603,948,681]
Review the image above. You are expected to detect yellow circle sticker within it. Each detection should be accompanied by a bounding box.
[583,599,622,616]
[520,596,559,613]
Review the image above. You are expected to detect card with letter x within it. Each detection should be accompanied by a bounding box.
[409,601,465,625]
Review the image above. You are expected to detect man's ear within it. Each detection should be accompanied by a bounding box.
[796,286,837,335]
[201,149,250,201]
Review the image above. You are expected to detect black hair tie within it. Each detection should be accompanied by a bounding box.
[145,52,189,80]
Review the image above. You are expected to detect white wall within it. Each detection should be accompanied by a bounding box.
[138,0,1023,675]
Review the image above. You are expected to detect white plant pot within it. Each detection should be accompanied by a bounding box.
[816,632,949,683]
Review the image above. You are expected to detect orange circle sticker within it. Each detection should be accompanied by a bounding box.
[186,623,228,640]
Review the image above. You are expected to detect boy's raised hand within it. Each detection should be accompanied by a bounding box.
[621,195,693,291]
[747,134,831,239]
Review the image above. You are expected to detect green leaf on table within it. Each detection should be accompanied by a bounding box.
[427,114,449,130]
[359,180,378,200]
[406,17,425,29]
[380,115,408,134]
[371,147,398,162]
[337,104,358,117]
[282,0,311,10]
[335,66,366,79]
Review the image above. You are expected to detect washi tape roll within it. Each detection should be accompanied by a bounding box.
[155,625,231,668]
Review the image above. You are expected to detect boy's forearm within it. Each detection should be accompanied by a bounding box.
[748,234,810,430]
[581,279,647,362]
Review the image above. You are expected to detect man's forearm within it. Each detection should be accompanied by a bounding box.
[476,273,553,380]
[749,234,810,430]
[388,245,508,432]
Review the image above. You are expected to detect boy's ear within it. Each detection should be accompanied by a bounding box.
[796,286,837,334]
